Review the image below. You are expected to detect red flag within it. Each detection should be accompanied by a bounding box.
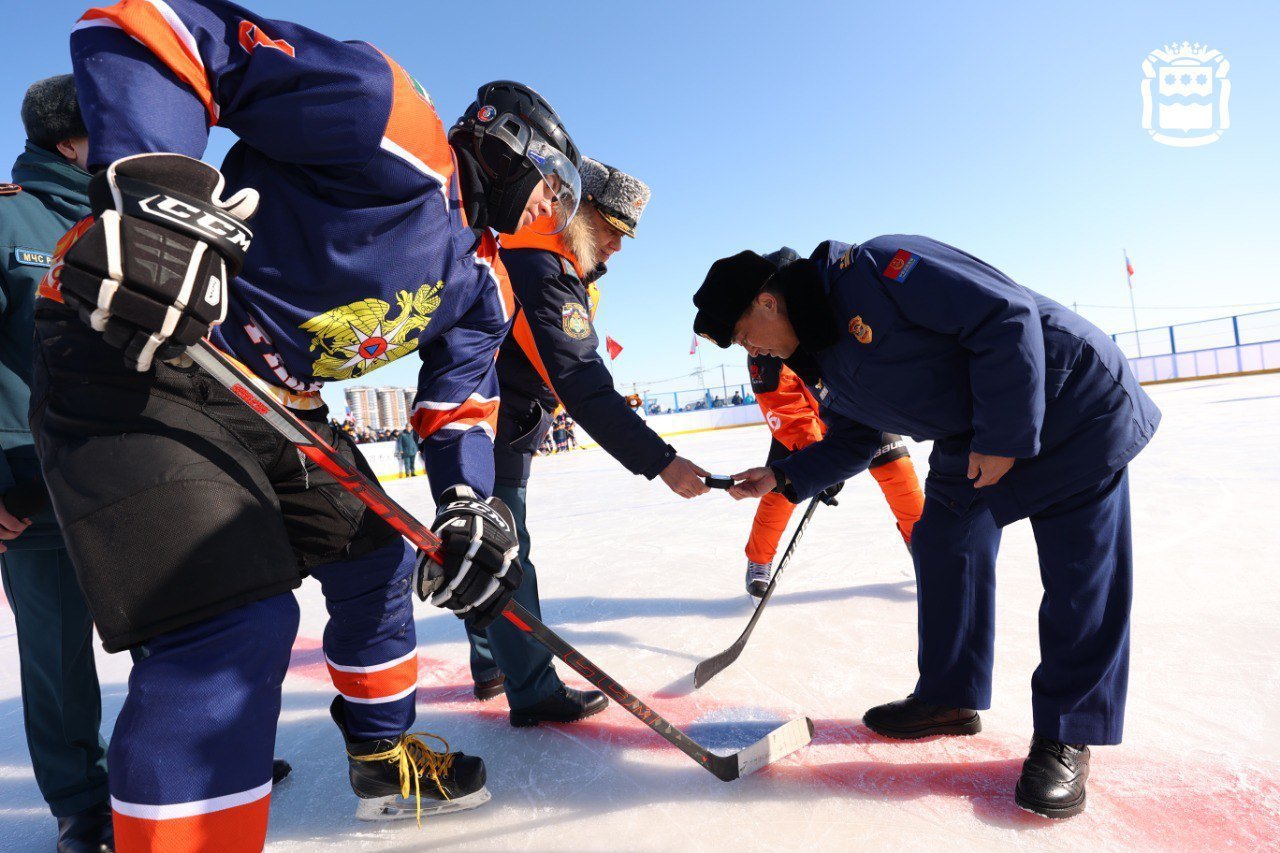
[1124,250,1135,279]
[689,334,699,355]
[606,335,623,360]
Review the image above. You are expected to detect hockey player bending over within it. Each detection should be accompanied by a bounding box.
[744,351,923,597]
[33,1,582,847]
[692,238,1160,819]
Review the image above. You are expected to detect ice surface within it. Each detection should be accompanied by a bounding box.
[2,374,1279,849]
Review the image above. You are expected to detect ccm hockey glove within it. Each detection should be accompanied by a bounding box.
[56,153,258,371]
[417,486,524,629]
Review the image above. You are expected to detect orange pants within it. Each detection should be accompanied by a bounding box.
[744,456,925,564]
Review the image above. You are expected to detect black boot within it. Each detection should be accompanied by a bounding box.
[1015,735,1090,818]
[330,696,489,821]
[56,800,113,853]
[863,693,982,739]
[473,673,506,701]
[510,685,609,728]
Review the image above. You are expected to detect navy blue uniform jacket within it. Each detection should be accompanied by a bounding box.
[497,242,674,484]
[773,236,1161,526]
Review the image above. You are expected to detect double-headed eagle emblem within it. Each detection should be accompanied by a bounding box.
[300,281,443,380]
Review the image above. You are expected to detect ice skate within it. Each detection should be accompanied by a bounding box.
[331,697,490,822]
[745,560,773,599]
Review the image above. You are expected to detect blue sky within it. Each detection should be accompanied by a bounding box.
[4,0,1277,412]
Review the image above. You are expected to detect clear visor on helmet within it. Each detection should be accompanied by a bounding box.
[525,139,581,235]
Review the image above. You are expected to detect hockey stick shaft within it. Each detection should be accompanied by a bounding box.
[187,340,808,781]
[694,497,821,688]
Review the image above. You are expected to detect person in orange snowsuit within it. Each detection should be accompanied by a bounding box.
[744,352,924,596]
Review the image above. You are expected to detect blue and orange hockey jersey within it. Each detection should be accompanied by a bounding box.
[48,0,514,497]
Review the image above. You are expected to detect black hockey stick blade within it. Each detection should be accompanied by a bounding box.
[188,340,815,781]
[501,601,814,781]
[694,497,821,689]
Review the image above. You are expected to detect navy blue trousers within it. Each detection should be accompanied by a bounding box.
[107,540,418,841]
[910,468,1132,744]
[464,483,562,708]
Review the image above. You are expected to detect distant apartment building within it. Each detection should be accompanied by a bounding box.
[377,387,409,430]
[343,386,379,430]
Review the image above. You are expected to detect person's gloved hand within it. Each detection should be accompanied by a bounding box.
[53,152,258,371]
[818,480,844,506]
[415,486,524,629]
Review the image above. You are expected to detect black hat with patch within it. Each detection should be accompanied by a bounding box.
[691,251,777,348]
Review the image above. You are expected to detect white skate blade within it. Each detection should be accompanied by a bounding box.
[733,717,815,779]
[354,786,491,821]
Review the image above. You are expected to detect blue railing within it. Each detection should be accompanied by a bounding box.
[1111,308,1280,359]
[640,384,755,416]
[637,309,1280,414]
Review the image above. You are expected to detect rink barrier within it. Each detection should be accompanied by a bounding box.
[1125,340,1280,385]
[362,337,1279,478]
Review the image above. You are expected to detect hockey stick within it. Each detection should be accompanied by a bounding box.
[694,496,821,689]
[187,340,813,781]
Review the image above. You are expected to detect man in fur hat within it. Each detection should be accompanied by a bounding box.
[466,158,711,721]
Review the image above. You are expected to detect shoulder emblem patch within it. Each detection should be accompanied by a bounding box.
[849,315,873,344]
[882,249,920,283]
[14,247,53,267]
[561,301,591,340]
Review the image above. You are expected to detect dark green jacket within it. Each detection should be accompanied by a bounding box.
[0,143,90,549]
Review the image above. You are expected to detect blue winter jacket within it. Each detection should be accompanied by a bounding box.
[773,236,1161,526]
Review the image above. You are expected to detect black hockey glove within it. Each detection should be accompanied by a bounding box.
[818,480,844,507]
[416,486,524,629]
[56,153,258,371]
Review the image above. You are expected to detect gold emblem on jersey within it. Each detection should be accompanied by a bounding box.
[300,281,443,380]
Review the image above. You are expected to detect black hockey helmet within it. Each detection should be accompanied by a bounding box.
[450,80,581,235]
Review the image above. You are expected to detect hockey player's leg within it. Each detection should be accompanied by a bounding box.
[863,496,995,738]
[1016,468,1132,818]
[744,492,795,597]
[313,541,489,820]
[868,434,925,546]
[485,483,608,727]
[109,593,298,853]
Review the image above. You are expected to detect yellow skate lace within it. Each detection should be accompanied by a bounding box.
[348,732,457,826]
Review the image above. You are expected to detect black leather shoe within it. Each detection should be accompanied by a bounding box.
[1015,735,1090,818]
[863,693,982,739]
[510,686,609,727]
[56,800,114,853]
[473,673,506,701]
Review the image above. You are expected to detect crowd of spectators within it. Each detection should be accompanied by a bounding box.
[329,420,407,445]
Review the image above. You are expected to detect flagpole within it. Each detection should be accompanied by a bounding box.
[1125,248,1142,356]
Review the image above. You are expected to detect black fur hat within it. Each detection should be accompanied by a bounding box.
[692,251,777,348]
[21,75,87,151]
